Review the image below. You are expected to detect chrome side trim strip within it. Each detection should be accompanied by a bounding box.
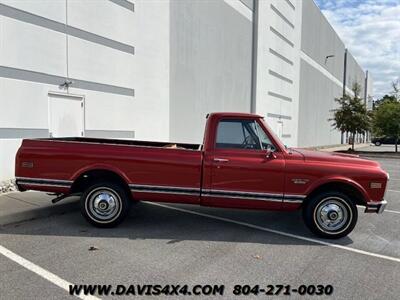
[130,189,200,196]
[129,184,306,203]
[204,188,283,198]
[202,192,282,203]
[129,184,200,192]
[283,199,303,204]
[16,182,70,188]
[129,184,200,196]
[16,177,72,189]
[16,177,73,184]
[284,194,307,199]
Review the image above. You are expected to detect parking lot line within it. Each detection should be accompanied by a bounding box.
[0,245,100,300]
[385,209,400,214]
[148,202,400,263]
[388,189,400,193]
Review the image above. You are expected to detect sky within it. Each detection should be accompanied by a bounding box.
[314,0,400,99]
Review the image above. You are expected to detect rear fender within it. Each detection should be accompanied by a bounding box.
[70,163,131,184]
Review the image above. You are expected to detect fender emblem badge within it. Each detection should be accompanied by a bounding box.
[292,178,309,185]
[21,161,34,168]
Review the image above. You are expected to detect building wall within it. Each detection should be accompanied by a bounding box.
[0,0,370,181]
[255,0,301,147]
[169,0,253,144]
[298,59,342,147]
[297,0,367,147]
[0,0,170,180]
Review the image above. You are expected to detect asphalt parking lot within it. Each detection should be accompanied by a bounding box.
[0,155,399,299]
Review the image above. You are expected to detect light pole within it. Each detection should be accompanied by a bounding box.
[341,48,348,144]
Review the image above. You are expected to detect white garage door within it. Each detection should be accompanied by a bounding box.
[48,93,84,138]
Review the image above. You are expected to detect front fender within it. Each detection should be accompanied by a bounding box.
[305,176,369,204]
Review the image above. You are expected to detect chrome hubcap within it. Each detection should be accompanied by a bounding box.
[87,188,121,221]
[316,198,349,232]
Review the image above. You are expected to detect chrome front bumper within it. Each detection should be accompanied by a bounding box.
[365,200,387,214]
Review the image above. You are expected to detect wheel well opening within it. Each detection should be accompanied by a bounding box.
[70,169,131,196]
[305,182,366,206]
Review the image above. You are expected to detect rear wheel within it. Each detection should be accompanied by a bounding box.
[303,191,357,239]
[80,182,130,227]
[375,141,381,146]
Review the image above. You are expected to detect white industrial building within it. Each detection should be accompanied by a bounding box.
[0,0,373,181]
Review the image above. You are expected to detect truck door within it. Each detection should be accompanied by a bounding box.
[202,118,285,210]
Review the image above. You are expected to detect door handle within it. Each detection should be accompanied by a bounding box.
[214,158,229,163]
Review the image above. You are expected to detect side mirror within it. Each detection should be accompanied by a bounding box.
[265,149,276,159]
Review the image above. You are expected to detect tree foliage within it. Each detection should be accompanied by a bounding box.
[330,83,371,150]
[373,101,400,152]
[373,94,397,109]
[391,78,400,101]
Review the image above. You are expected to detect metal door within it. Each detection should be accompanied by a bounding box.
[48,93,84,137]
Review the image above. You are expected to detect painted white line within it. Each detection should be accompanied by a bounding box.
[0,245,100,300]
[388,189,400,193]
[148,202,400,263]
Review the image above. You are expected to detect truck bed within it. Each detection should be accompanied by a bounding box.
[36,137,202,151]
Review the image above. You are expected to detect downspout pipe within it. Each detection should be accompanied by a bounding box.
[250,0,259,113]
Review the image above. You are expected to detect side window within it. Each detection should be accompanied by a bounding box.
[216,120,262,150]
[255,122,276,151]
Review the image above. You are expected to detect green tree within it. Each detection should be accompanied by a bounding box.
[330,83,371,151]
[391,78,400,101]
[373,101,400,152]
[373,94,397,109]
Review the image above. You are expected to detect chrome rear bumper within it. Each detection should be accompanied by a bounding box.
[365,200,387,214]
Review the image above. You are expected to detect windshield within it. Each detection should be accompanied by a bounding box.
[258,118,286,152]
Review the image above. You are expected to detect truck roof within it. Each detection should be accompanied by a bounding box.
[208,112,262,119]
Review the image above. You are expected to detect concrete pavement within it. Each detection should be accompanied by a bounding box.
[0,154,399,299]
[0,191,79,226]
[1,179,400,299]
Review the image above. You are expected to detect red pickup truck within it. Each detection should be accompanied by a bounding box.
[15,112,388,238]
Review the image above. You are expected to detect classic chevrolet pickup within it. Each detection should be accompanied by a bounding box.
[15,112,388,238]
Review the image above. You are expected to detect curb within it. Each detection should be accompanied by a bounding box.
[335,151,400,159]
[0,198,80,226]
[358,154,400,160]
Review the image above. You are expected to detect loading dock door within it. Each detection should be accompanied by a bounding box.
[48,93,84,138]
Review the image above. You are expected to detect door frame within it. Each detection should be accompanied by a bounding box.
[48,91,85,138]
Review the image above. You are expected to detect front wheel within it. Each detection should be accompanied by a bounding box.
[303,191,358,239]
[80,182,131,228]
[375,141,381,146]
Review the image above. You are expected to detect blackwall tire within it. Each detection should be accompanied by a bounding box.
[375,141,381,146]
[303,191,358,239]
[80,182,130,228]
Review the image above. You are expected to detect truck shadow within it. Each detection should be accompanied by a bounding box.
[0,200,354,246]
